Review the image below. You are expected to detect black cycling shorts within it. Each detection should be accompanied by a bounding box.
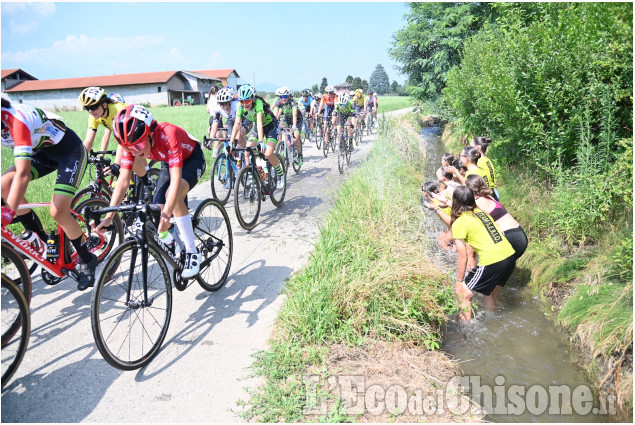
[248,119,279,144]
[153,142,206,205]
[337,113,354,127]
[464,255,516,296]
[503,226,528,259]
[29,128,87,197]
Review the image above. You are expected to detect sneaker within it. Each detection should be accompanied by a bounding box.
[182,251,200,279]
[297,154,303,167]
[77,253,98,291]
[276,174,285,190]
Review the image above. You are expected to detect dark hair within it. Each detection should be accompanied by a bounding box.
[450,186,477,226]
[423,181,440,194]
[465,174,492,197]
[209,86,219,95]
[1,98,10,109]
[462,146,481,164]
[441,153,455,165]
[255,95,273,116]
[471,137,492,153]
[452,159,467,172]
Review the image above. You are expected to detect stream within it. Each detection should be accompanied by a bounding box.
[418,126,608,423]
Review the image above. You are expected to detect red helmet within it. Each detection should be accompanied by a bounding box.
[112,105,155,147]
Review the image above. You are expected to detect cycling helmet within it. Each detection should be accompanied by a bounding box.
[78,86,107,107]
[238,84,255,101]
[355,89,363,96]
[278,87,291,96]
[325,85,335,94]
[112,105,155,147]
[109,93,125,103]
[274,87,282,96]
[349,91,355,98]
[302,89,311,97]
[216,87,235,103]
[338,92,350,105]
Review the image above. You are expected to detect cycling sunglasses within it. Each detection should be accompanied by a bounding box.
[219,101,231,107]
[279,95,289,100]
[240,99,254,106]
[84,104,101,112]
[126,139,147,154]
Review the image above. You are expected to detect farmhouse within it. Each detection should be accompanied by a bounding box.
[1,68,240,111]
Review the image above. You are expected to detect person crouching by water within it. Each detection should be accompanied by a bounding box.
[450,186,516,322]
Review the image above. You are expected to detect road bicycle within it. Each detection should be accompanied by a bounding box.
[275,124,302,174]
[85,198,233,370]
[233,146,287,230]
[1,274,30,388]
[313,115,323,150]
[337,125,354,174]
[366,110,376,135]
[322,118,336,158]
[206,137,240,205]
[1,198,124,295]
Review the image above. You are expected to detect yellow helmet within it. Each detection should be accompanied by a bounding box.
[355,89,362,96]
[78,87,107,108]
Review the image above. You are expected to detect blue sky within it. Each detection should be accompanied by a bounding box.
[1,1,409,91]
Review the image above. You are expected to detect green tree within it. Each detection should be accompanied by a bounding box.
[361,80,369,93]
[320,78,328,92]
[369,64,390,95]
[389,2,496,101]
[351,77,363,91]
[391,80,399,94]
[311,84,319,93]
[345,75,354,84]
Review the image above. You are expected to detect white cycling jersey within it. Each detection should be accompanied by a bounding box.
[1,104,67,158]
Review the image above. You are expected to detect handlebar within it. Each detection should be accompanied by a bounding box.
[83,203,162,219]
[90,150,117,156]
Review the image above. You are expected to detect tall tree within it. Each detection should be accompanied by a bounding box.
[351,77,363,91]
[319,78,328,92]
[369,64,390,95]
[361,80,369,93]
[345,75,354,84]
[391,80,399,94]
[389,2,496,101]
[311,84,319,93]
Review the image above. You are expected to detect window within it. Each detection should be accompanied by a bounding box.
[158,87,162,93]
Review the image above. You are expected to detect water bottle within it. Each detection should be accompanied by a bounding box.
[158,231,174,252]
[236,155,242,169]
[46,231,58,261]
[21,230,43,254]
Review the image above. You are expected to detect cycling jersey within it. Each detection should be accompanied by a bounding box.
[88,102,128,131]
[321,93,337,107]
[274,99,300,125]
[310,99,320,113]
[353,94,365,107]
[366,95,377,111]
[120,123,200,170]
[1,104,67,160]
[212,100,239,125]
[298,97,312,112]
[465,167,491,188]
[451,209,515,266]
[334,101,355,117]
[477,155,497,188]
[236,98,274,127]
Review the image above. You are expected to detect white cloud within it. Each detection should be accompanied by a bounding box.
[2,2,56,35]
[31,2,56,16]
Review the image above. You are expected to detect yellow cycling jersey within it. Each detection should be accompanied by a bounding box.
[477,155,497,188]
[451,209,515,266]
[465,167,492,189]
[353,94,365,107]
[88,102,127,131]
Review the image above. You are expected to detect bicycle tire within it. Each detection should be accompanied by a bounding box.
[315,122,322,149]
[270,153,287,207]
[345,135,352,165]
[75,198,124,263]
[210,154,234,205]
[72,185,112,211]
[91,240,172,370]
[1,275,30,388]
[274,139,290,170]
[330,127,337,153]
[147,168,161,200]
[192,199,233,291]
[337,134,346,174]
[234,166,262,230]
[0,242,32,306]
[322,128,329,158]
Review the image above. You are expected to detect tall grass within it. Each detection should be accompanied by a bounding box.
[240,113,456,422]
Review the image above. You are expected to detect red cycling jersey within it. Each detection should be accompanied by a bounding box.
[322,93,337,106]
[120,122,199,170]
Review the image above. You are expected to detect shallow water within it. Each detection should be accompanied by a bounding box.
[418,126,609,423]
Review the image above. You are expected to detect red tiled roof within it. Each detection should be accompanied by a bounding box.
[5,71,180,92]
[2,68,38,80]
[195,69,238,79]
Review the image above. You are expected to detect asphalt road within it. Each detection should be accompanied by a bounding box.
[1,108,412,422]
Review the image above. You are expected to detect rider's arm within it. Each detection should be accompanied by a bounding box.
[99,129,112,152]
[158,166,183,233]
[292,106,298,128]
[84,128,97,152]
[5,159,31,213]
[257,112,264,142]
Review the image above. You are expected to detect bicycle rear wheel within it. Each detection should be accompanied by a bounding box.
[315,122,322,149]
[234,166,262,230]
[345,136,353,164]
[2,274,30,388]
[337,134,346,174]
[91,240,172,370]
[192,199,233,291]
[0,242,32,305]
[75,198,124,262]
[210,154,234,205]
[270,153,287,207]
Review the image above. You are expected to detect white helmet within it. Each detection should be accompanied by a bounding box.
[216,87,235,103]
[349,91,355,97]
[325,85,335,94]
[274,87,282,96]
[338,92,350,104]
[278,87,291,96]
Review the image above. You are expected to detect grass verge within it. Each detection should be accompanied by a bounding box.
[237,113,483,422]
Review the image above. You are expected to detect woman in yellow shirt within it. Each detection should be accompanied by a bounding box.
[450,186,516,322]
[470,136,499,200]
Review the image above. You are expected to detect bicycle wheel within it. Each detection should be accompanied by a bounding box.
[210,154,234,205]
[2,274,30,388]
[270,153,287,207]
[71,185,111,211]
[147,167,161,199]
[315,122,322,149]
[75,198,124,262]
[192,199,233,291]
[91,240,172,370]
[1,242,32,306]
[345,135,352,164]
[322,129,329,158]
[274,140,290,170]
[234,166,262,230]
[337,134,346,174]
[330,128,337,153]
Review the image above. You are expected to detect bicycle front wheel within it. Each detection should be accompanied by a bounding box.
[234,166,262,230]
[91,240,172,370]
[76,198,124,262]
[2,274,30,388]
[210,154,234,205]
[0,242,32,305]
[270,153,287,207]
[337,134,346,174]
[192,199,233,291]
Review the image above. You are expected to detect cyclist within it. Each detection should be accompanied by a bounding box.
[94,105,206,279]
[109,93,126,103]
[79,86,127,154]
[364,90,378,127]
[273,87,303,167]
[229,84,285,189]
[1,98,98,290]
[317,86,338,147]
[352,88,366,134]
[333,92,355,153]
[310,92,321,132]
[206,87,248,159]
[298,89,314,136]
